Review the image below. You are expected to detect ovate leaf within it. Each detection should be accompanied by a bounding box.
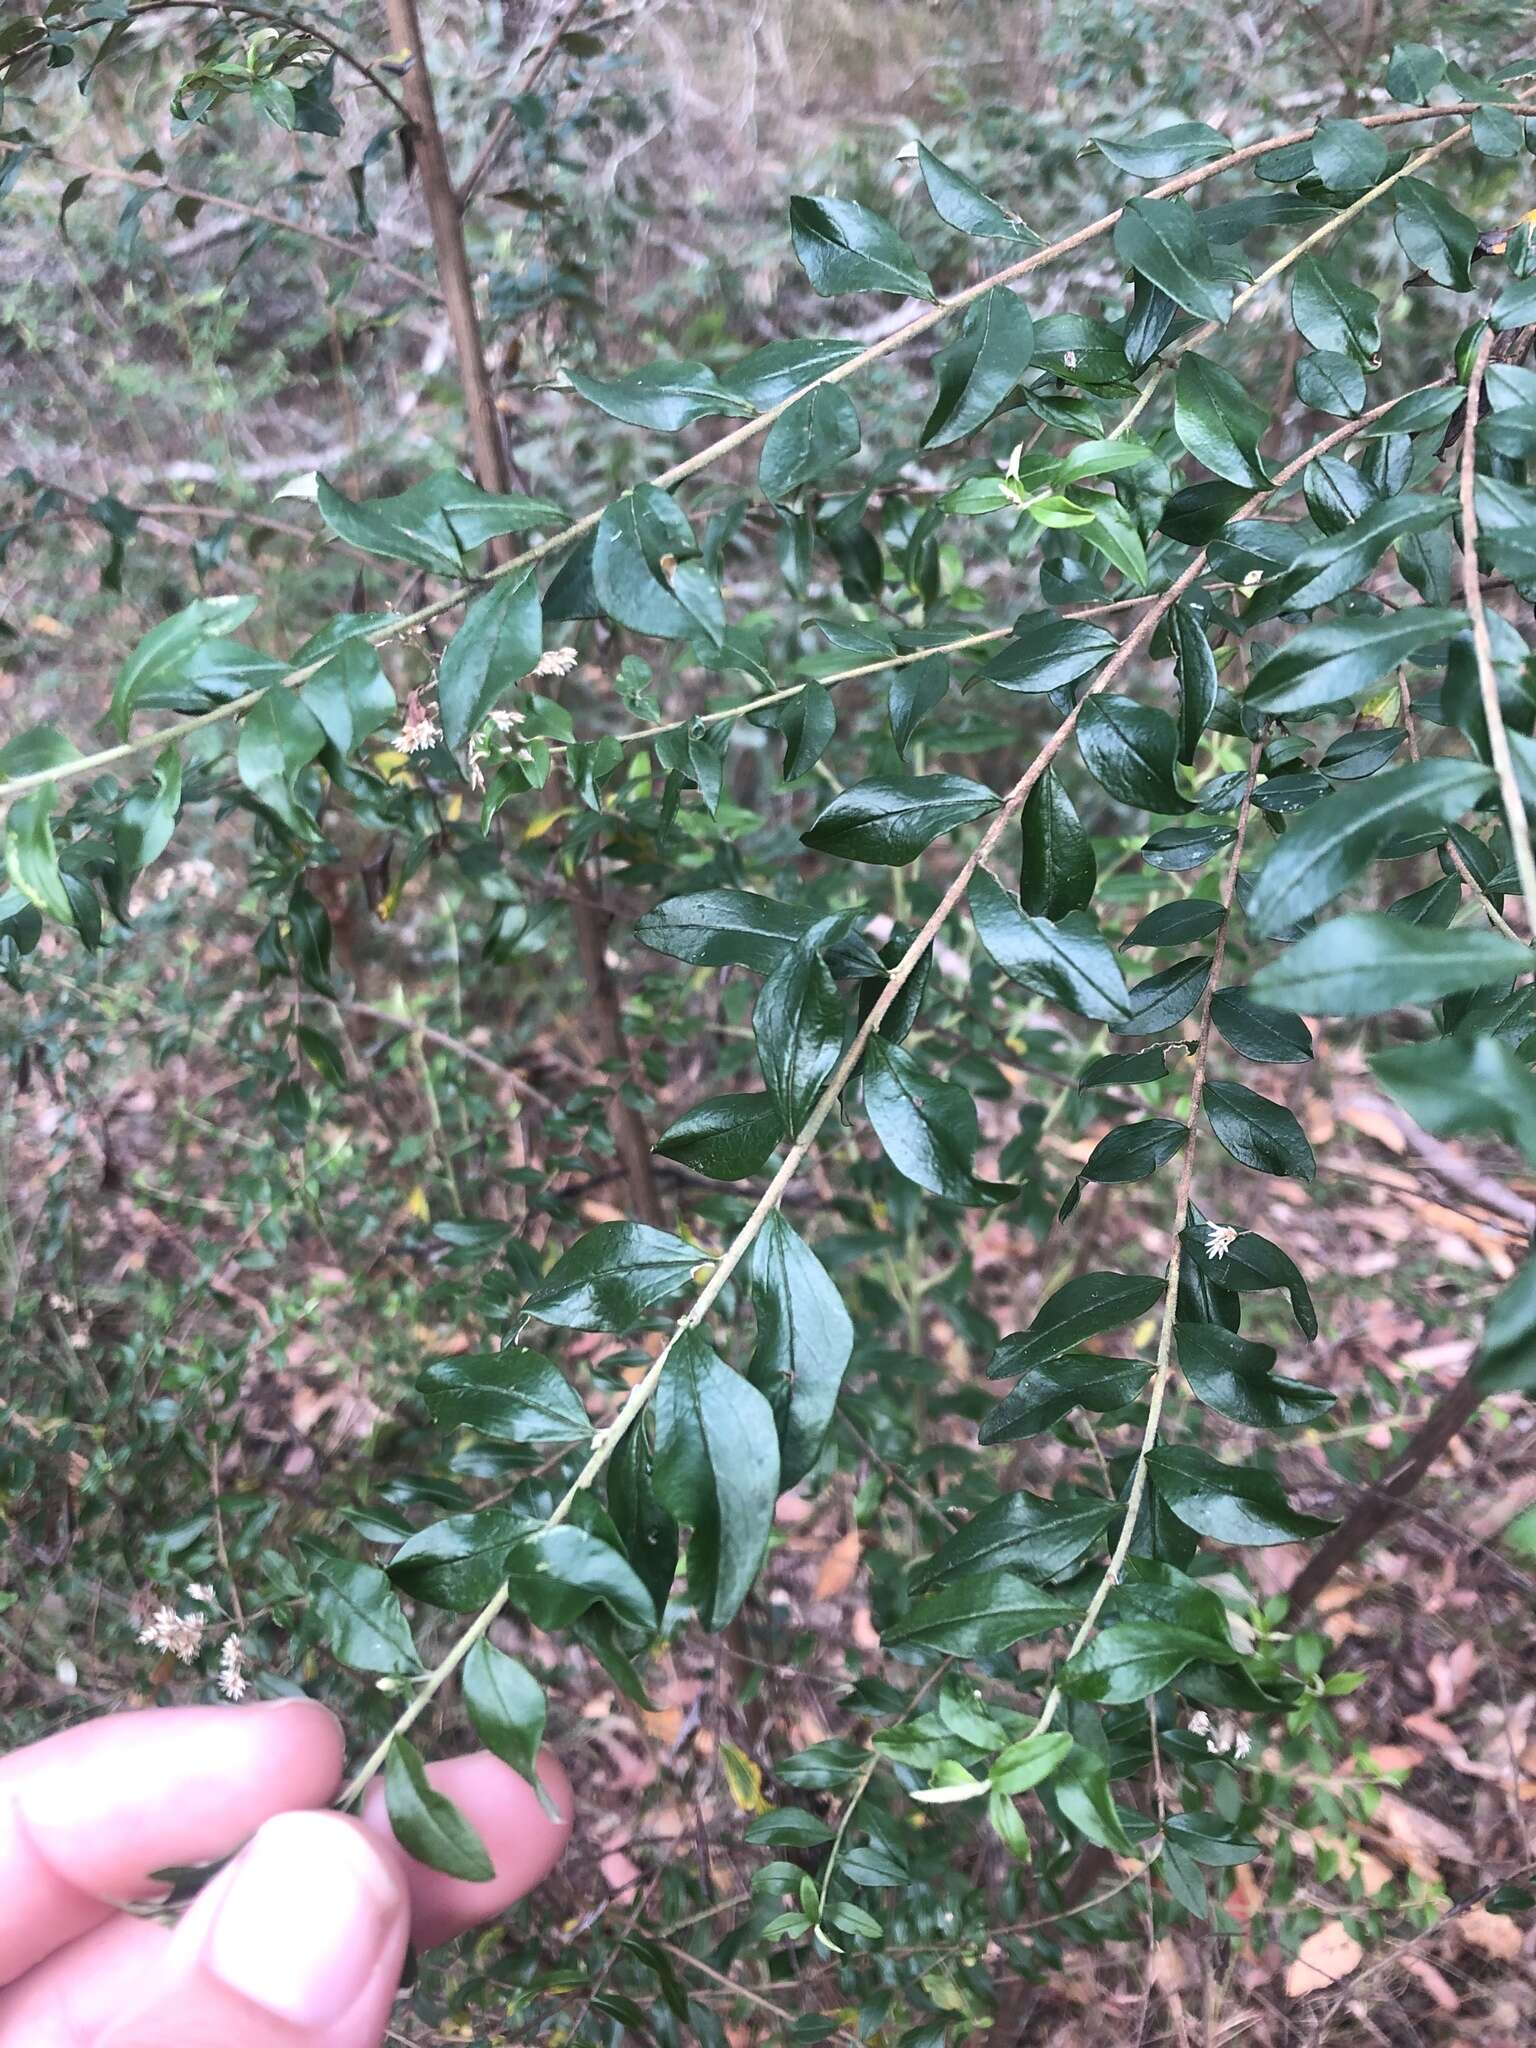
[386,1735,495,1881]
[653,1330,780,1630]
[1249,914,1530,1017]
[747,1211,854,1486]
[790,194,934,299]
[437,573,542,749]
[418,1348,591,1444]
[522,1222,705,1332]
[802,774,998,865]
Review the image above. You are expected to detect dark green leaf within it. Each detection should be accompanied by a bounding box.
[988,1270,1164,1377]
[385,1736,495,1881]
[983,615,1117,696]
[1246,608,1463,716]
[1291,255,1381,364]
[1203,1079,1315,1180]
[802,774,998,865]
[922,289,1035,447]
[569,359,755,431]
[1124,900,1225,948]
[1148,1445,1336,1545]
[759,385,861,500]
[883,1573,1074,1656]
[111,595,257,735]
[503,1524,656,1632]
[316,472,562,576]
[389,1508,529,1611]
[1177,1323,1334,1428]
[634,889,820,971]
[1174,356,1269,488]
[1394,178,1478,289]
[789,194,934,299]
[462,1638,548,1794]
[1210,989,1313,1063]
[1386,43,1446,103]
[1063,1620,1234,1703]
[1094,123,1231,178]
[1113,198,1233,324]
[299,1542,421,1676]
[862,1035,1015,1206]
[1170,602,1219,765]
[1245,758,1490,934]
[655,1093,781,1180]
[522,1222,704,1332]
[755,940,845,1132]
[980,1354,1150,1442]
[1295,350,1366,417]
[1077,694,1191,814]
[437,573,541,750]
[1164,1812,1260,1865]
[916,143,1041,242]
[747,1211,853,1487]
[1123,957,1211,1034]
[1019,769,1096,918]
[418,1349,591,1444]
[889,654,950,758]
[969,869,1131,1023]
[1311,118,1388,189]
[653,1329,780,1630]
[913,1492,1115,1589]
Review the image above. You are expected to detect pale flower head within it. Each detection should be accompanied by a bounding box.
[138,1605,205,1663]
[218,1634,248,1702]
[395,689,441,756]
[186,1582,217,1605]
[534,646,578,679]
[1204,1223,1239,1261]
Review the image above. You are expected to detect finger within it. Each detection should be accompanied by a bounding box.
[0,1701,344,1987]
[95,1811,410,2048]
[0,1915,171,2048]
[360,1748,573,1948]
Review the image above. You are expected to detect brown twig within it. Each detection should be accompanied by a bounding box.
[457,0,592,214]
[0,139,438,301]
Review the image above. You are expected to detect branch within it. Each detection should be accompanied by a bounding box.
[0,140,440,302]
[1459,325,1536,918]
[457,0,592,214]
[1029,741,1264,1742]
[121,0,412,121]
[334,397,1406,1809]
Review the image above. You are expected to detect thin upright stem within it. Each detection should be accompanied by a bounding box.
[1458,326,1536,919]
[1030,743,1264,1741]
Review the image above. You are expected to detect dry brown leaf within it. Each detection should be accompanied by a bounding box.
[1428,1641,1480,1714]
[1374,1791,1478,1871]
[1458,1906,1524,1962]
[1339,1102,1409,1153]
[1286,1923,1364,1996]
[814,1524,861,1601]
[1401,1956,1461,2012]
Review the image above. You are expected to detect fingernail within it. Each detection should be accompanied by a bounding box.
[198,1813,402,2026]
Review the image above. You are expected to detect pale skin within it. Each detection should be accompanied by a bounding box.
[0,1700,573,2047]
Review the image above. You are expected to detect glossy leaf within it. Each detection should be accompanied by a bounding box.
[1203,1080,1315,1180]
[437,573,542,750]
[862,1036,1015,1206]
[418,1349,591,1444]
[882,1573,1075,1656]
[385,1736,494,1881]
[655,1093,781,1180]
[522,1223,705,1332]
[969,868,1131,1024]
[299,1542,421,1677]
[789,194,934,299]
[1019,769,1096,918]
[802,774,999,865]
[988,1270,1164,1377]
[1148,1446,1336,1545]
[916,143,1040,242]
[746,1211,853,1486]
[922,289,1035,447]
[653,1329,780,1630]
[1174,355,1269,488]
[569,358,755,431]
[1077,694,1191,814]
[1113,198,1233,323]
[462,1638,548,1794]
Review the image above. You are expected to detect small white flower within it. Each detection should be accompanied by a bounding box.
[1062,349,1078,370]
[395,690,441,756]
[138,1605,205,1663]
[218,1634,248,1702]
[534,647,578,679]
[1187,1709,1213,1738]
[1204,1223,1239,1260]
[488,705,524,734]
[467,733,490,791]
[187,1582,217,1605]
[1231,1729,1252,1762]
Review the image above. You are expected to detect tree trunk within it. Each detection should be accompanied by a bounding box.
[1285,1363,1491,1615]
[381,0,664,1228]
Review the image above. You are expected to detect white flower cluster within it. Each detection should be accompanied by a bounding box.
[1187,1709,1251,1761]
[137,1605,205,1663]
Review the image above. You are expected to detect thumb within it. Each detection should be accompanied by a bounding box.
[99,1812,410,2048]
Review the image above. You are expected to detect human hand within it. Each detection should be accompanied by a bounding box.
[0,1700,571,2047]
